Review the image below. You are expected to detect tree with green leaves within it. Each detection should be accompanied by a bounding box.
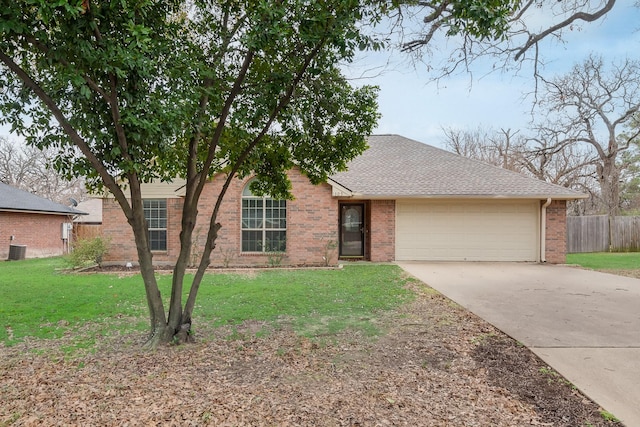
[0,0,563,348]
[0,0,384,347]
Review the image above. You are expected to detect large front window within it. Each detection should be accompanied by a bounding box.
[242,181,286,252]
[143,199,167,251]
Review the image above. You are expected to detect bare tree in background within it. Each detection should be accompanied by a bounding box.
[534,55,640,217]
[442,126,528,171]
[617,114,640,211]
[0,137,85,204]
[525,135,600,214]
[403,2,627,217]
[443,125,599,213]
[523,134,598,186]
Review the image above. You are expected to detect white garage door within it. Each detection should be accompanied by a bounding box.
[396,200,539,261]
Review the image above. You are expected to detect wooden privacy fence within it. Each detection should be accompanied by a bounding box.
[567,215,640,253]
[73,224,103,241]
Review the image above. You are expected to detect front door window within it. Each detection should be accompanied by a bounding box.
[340,204,364,257]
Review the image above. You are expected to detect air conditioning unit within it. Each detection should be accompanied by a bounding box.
[8,244,26,261]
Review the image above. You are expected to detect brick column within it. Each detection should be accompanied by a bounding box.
[369,200,395,262]
[545,200,567,264]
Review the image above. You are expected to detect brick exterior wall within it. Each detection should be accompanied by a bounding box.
[102,197,185,265]
[102,168,339,267]
[369,200,395,262]
[544,199,567,264]
[206,169,339,267]
[102,199,134,263]
[0,211,74,259]
[100,172,569,266]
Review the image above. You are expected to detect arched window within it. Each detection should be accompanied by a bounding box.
[241,180,286,252]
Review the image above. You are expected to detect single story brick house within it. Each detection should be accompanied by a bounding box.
[101,135,586,266]
[0,182,86,259]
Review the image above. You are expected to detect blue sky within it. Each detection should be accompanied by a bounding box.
[345,0,640,148]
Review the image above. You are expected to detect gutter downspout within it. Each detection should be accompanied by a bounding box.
[540,198,552,263]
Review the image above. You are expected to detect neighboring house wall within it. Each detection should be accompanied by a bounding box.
[0,211,72,259]
[545,200,567,264]
[102,168,339,267]
[369,200,395,262]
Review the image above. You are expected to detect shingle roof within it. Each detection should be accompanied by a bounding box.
[0,182,87,215]
[330,134,587,199]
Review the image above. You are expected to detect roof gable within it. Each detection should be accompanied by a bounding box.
[0,182,86,215]
[330,135,586,200]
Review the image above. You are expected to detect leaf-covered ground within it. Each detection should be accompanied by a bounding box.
[1,281,623,426]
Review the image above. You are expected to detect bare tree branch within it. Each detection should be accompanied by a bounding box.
[0,137,86,204]
[398,0,621,79]
[533,54,640,216]
[514,0,616,60]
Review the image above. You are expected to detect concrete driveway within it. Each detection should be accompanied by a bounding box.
[397,262,640,426]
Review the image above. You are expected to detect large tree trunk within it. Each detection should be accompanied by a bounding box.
[125,188,171,348]
[166,198,200,343]
[178,171,239,343]
[599,157,621,217]
[181,222,221,332]
[599,157,621,253]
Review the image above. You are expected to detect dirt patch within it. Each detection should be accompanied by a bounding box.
[0,282,623,426]
[472,334,617,426]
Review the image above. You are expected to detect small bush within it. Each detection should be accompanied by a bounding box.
[67,236,110,268]
[321,238,338,266]
[266,251,286,267]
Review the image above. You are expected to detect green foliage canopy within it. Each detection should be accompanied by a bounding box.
[0,0,385,345]
[0,0,381,199]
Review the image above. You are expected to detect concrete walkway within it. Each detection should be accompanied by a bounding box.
[397,262,640,426]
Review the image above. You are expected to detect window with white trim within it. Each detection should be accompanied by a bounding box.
[241,181,286,252]
[143,199,167,251]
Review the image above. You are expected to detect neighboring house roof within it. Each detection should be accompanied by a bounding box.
[330,134,587,200]
[101,178,187,199]
[0,182,87,215]
[74,199,102,223]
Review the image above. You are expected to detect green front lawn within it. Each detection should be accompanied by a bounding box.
[0,258,414,348]
[566,252,640,270]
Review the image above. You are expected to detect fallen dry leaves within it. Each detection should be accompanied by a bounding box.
[1,282,623,426]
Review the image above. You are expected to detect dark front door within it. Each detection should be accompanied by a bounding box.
[340,203,365,257]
